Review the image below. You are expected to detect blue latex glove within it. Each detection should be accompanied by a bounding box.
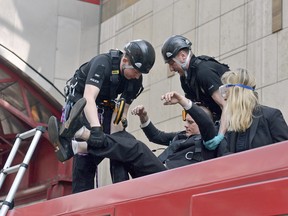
[203,134,224,150]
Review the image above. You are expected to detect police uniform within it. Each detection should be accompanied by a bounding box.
[66,50,144,193]
[180,55,229,121]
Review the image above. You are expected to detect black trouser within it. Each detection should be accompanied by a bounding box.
[72,129,167,193]
[72,103,136,193]
[88,130,167,178]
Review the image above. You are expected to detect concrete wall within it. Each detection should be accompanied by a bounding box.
[0,0,101,104]
[99,0,288,144]
[98,0,288,185]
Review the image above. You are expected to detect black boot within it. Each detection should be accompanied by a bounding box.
[60,98,87,138]
[48,116,74,162]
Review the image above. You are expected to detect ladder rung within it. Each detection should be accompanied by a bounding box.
[17,128,38,140]
[1,164,20,175]
[0,127,44,216]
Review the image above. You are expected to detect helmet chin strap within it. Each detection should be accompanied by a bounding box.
[173,50,191,78]
[122,64,134,73]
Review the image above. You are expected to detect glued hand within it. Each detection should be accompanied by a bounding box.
[203,134,224,150]
[131,105,148,124]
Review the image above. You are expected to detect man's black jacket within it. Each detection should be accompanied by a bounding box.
[141,104,228,169]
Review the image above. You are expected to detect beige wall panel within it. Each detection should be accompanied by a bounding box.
[154,116,183,136]
[220,6,245,55]
[283,0,288,29]
[152,5,173,47]
[197,18,220,57]
[183,30,197,55]
[198,0,220,25]
[262,80,288,122]
[170,74,185,95]
[149,79,171,123]
[278,28,288,80]
[98,158,112,187]
[142,71,151,87]
[0,1,17,48]
[246,34,278,89]
[221,0,245,14]
[58,0,81,19]
[79,3,100,62]
[7,0,58,82]
[99,38,116,53]
[149,46,169,84]
[80,26,100,62]
[221,49,247,72]
[127,89,150,132]
[100,17,116,43]
[262,34,278,86]
[246,40,263,88]
[153,0,173,13]
[115,28,133,49]
[247,0,272,43]
[55,17,81,82]
[173,0,196,34]
[134,0,153,20]
[116,6,134,31]
[132,16,153,41]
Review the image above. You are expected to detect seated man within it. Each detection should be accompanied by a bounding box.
[48,91,227,180]
[131,103,226,169]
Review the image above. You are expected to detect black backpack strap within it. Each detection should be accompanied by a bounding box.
[189,58,202,101]
[109,49,122,100]
[197,55,230,73]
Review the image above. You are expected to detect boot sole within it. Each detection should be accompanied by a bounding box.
[60,98,87,137]
[48,116,69,162]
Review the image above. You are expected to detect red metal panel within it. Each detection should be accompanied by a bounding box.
[80,0,100,5]
[191,177,288,216]
[7,141,288,216]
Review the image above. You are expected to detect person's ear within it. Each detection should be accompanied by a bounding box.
[182,50,188,59]
[122,56,129,64]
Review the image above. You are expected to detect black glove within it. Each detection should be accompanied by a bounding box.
[87,127,106,148]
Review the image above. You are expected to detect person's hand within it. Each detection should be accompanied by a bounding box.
[203,134,224,150]
[131,105,146,116]
[161,91,189,108]
[131,105,148,124]
[87,126,106,148]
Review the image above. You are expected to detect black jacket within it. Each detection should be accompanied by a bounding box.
[181,55,229,120]
[141,104,228,169]
[226,105,288,153]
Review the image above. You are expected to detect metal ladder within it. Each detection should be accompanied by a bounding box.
[0,126,45,216]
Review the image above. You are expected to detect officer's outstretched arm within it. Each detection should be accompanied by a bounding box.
[83,84,101,127]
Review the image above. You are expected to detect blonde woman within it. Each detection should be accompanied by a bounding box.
[219,68,288,153]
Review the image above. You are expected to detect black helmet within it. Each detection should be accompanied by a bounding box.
[161,35,192,63]
[124,39,155,74]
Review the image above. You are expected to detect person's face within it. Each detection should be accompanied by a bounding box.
[184,114,200,136]
[123,67,142,79]
[121,57,142,79]
[166,51,187,76]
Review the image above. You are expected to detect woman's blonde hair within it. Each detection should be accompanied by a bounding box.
[221,68,258,132]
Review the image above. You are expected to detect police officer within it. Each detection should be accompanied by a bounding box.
[161,35,230,150]
[48,39,155,193]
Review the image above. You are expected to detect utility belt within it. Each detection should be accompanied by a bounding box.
[97,98,127,128]
[97,99,115,109]
[62,82,127,129]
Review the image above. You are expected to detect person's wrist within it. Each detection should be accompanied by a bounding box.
[140,118,151,128]
[183,99,192,110]
[140,115,148,124]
